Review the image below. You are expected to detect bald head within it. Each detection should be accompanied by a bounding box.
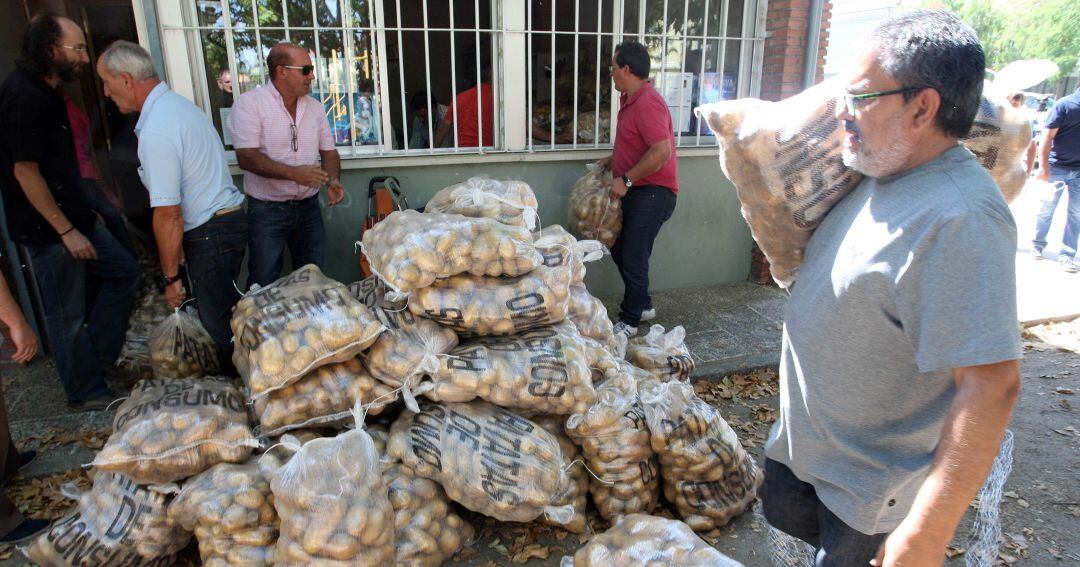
[267,42,314,100]
[267,43,307,80]
[16,13,89,83]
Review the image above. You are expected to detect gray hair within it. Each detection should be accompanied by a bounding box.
[100,40,158,81]
[867,10,985,138]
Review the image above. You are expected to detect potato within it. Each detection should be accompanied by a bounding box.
[425,177,539,230]
[149,308,220,379]
[532,415,589,533]
[363,308,458,392]
[566,283,624,357]
[575,109,611,144]
[118,289,173,381]
[639,380,762,534]
[567,166,622,248]
[231,264,386,397]
[25,473,190,566]
[626,325,696,381]
[91,376,258,484]
[385,462,475,566]
[567,513,741,566]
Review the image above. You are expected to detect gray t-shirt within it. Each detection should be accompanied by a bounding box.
[764,145,1022,535]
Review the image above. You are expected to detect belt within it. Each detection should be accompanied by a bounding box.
[252,194,318,205]
[213,204,244,218]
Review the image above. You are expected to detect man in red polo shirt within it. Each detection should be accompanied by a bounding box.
[598,41,678,338]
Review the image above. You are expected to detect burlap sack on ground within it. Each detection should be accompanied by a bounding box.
[384,461,475,566]
[25,473,191,566]
[169,457,284,566]
[231,264,385,397]
[363,308,459,402]
[532,414,589,533]
[149,308,220,379]
[272,411,394,565]
[425,322,604,416]
[252,357,399,437]
[361,210,543,297]
[92,376,258,484]
[697,81,1031,287]
[386,400,572,524]
[561,513,742,567]
[425,177,539,230]
[639,380,762,534]
[565,364,659,521]
[626,325,695,381]
[568,165,621,248]
[118,289,172,381]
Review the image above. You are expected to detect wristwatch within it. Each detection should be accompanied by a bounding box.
[160,273,182,290]
[621,174,633,189]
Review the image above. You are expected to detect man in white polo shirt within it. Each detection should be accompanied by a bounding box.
[227,42,343,288]
[97,40,246,372]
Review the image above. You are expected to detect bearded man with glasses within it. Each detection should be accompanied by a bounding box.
[227,42,344,288]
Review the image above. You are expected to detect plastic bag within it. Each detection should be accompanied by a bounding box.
[426,322,604,416]
[566,364,660,521]
[149,307,220,379]
[568,164,621,248]
[532,414,589,533]
[384,461,475,566]
[363,308,458,399]
[386,400,571,523]
[640,380,762,534]
[626,325,695,381]
[576,109,611,144]
[24,473,191,566]
[252,357,399,437]
[561,513,742,567]
[424,177,539,230]
[168,457,284,566]
[697,82,1031,287]
[118,289,172,381]
[92,376,259,484]
[348,275,405,310]
[230,264,386,397]
[360,210,543,297]
[272,410,395,566]
[567,284,624,357]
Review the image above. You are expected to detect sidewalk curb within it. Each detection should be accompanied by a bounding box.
[1021,313,1080,328]
[690,352,781,382]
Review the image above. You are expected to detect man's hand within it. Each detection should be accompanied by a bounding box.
[291,165,330,188]
[62,230,97,260]
[327,179,345,206]
[8,319,37,364]
[871,520,947,567]
[164,280,187,309]
[610,176,629,199]
[596,156,613,172]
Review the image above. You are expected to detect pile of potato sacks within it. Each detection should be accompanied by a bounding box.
[31,176,758,566]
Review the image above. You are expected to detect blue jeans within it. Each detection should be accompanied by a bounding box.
[761,459,889,567]
[183,209,248,372]
[1033,165,1080,258]
[611,186,676,327]
[26,220,142,402]
[246,195,325,287]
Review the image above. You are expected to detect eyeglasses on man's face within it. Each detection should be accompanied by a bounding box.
[60,44,88,54]
[283,65,314,76]
[841,86,926,116]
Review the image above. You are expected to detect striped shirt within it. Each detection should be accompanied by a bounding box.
[227,84,335,201]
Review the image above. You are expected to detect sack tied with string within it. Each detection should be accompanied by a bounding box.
[91,376,259,484]
[348,275,405,311]
[362,308,457,403]
[386,400,572,524]
[24,473,191,567]
[560,513,743,567]
[384,461,475,566]
[360,210,543,297]
[230,264,386,397]
[424,177,540,230]
[271,410,395,565]
[568,164,622,248]
[532,414,589,534]
[626,324,695,381]
[640,379,762,534]
[149,307,220,379]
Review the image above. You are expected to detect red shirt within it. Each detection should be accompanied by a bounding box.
[613,82,678,194]
[444,82,494,147]
[63,94,99,180]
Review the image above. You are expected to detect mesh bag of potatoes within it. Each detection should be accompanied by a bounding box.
[386,400,574,524]
[24,473,191,566]
[568,164,621,249]
[560,513,742,567]
[696,81,1031,287]
[567,283,625,357]
[91,376,259,484]
[252,356,400,438]
[566,364,660,521]
[360,210,543,298]
[272,409,395,566]
[626,324,695,381]
[118,289,172,381]
[168,457,284,567]
[148,307,220,379]
[231,264,386,397]
[348,275,405,310]
[424,322,603,416]
[532,414,589,534]
[384,461,475,566]
[424,176,540,230]
[639,380,762,534]
[363,308,458,408]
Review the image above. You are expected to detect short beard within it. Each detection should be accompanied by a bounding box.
[55,61,80,83]
[842,112,913,178]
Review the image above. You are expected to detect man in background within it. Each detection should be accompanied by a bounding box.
[1032,86,1080,272]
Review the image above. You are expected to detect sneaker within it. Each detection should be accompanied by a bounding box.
[640,307,657,322]
[0,518,51,544]
[613,321,638,340]
[1061,255,1079,273]
[66,390,119,413]
[1033,247,1046,261]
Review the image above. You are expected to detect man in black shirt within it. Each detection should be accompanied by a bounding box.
[0,14,141,410]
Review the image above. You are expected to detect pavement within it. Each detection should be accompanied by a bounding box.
[1010,177,1080,325]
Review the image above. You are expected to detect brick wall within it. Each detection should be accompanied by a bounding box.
[748,0,832,285]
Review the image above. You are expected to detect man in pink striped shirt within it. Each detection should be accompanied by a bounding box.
[227,43,344,287]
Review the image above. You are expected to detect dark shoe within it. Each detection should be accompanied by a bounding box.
[67,391,120,413]
[0,518,51,544]
[17,450,36,471]
[102,364,139,389]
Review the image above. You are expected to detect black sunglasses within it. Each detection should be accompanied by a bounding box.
[283,64,314,76]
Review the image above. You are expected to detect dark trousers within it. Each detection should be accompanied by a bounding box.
[246,195,325,287]
[761,459,889,567]
[610,185,676,327]
[0,383,24,536]
[80,179,136,260]
[183,209,248,373]
[26,219,142,402]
